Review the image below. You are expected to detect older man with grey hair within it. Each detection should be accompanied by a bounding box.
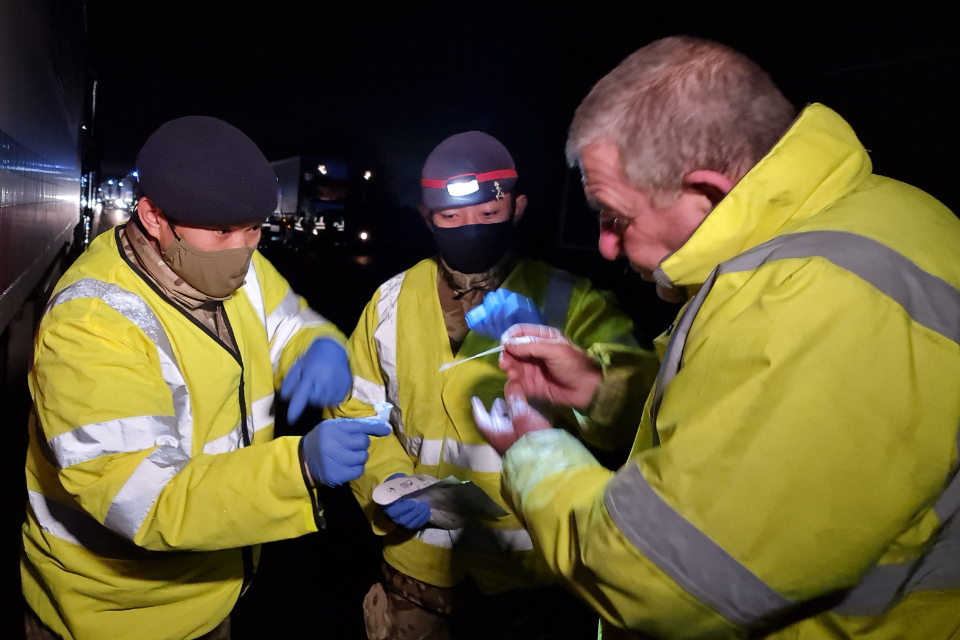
[471,36,960,639]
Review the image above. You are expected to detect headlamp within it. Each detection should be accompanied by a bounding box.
[421,169,518,197]
[446,179,480,196]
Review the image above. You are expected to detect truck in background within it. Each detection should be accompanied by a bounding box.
[0,0,92,390]
[263,155,373,250]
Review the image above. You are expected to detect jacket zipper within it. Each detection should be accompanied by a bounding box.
[220,310,254,593]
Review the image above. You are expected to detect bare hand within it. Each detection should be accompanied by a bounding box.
[471,391,552,456]
[499,324,602,410]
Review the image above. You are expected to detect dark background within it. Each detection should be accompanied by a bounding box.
[84,0,960,340]
[8,2,960,638]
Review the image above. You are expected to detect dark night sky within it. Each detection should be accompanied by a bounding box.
[87,2,960,244]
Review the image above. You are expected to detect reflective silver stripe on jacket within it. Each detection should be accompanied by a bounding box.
[202,393,276,455]
[543,268,576,329]
[417,437,441,465]
[103,445,191,539]
[625,230,960,624]
[352,375,386,406]
[373,272,407,438]
[606,463,793,626]
[45,279,193,541]
[28,490,90,547]
[27,491,148,557]
[415,437,502,473]
[45,279,194,458]
[416,525,533,551]
[833,427,960,616]
[242,261,267,332]
[49,415,180,468]
[263,286,331,370]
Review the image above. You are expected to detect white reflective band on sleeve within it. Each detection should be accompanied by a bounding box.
[418,438,443,466]
[417,526,533,551]
[103,446,190,539]
[834,430,960,616]
[543,269,576,330]
[352,375,386,406]
[28,490,85,547]
[606,463,793,626]
[440,439,503,473]
[242,261,267,333]
[266,288,301,339]
[49,415,180,468]
[373,272,407,437]
[269,295,330,368]
[46,279,194,456]
[28,491,151,558]
[833,515,960,616]
[203,394,275,455]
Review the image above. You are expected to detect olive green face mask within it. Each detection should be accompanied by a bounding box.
[161,227,255,298]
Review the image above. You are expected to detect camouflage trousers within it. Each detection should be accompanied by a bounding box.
[363,562,598,640]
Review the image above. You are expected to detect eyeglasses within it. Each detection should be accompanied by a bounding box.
[598,210,633,235]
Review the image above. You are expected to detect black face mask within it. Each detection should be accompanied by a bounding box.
[432,219,516,274]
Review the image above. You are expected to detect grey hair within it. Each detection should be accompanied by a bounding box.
[567,36,797,203]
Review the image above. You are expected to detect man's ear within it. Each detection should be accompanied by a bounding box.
[682,170,735,207]
[418,204,434,229]
[512,194,528,225]
[137,197,165,239]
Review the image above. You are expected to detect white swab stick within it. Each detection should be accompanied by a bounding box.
[438,345,505,372]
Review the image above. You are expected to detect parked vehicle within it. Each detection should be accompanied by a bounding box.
[0,0,91,378]
[263,155,372,250]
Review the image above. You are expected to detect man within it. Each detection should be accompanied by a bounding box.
[21,116,390,640]
[332,131,657,639]
[472,37,960,639]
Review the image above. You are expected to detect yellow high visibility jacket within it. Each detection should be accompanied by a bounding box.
[22,226,342,640]
[335,257,655,593]
[501,104,960,639]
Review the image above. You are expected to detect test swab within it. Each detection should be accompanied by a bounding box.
[437,335,538,372]
[438,345,504,372]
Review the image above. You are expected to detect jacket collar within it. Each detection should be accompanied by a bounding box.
[655,104,873,289]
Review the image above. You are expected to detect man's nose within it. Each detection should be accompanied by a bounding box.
[227,231,251,250]
[598,230,622,261]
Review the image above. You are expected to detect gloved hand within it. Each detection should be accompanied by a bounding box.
[466,289,545,341]
[471,389,553,456]
[302,418,391,487]
[281,337,352,424]
[381,473,432,529]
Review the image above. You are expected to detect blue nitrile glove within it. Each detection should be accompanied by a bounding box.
[466,289,546,341]
[381,473,432,529]
[281,337,352,424]
[302,418,391,488]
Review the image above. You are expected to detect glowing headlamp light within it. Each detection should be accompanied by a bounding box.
[421,169,518,199]
[446,179,479,196]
